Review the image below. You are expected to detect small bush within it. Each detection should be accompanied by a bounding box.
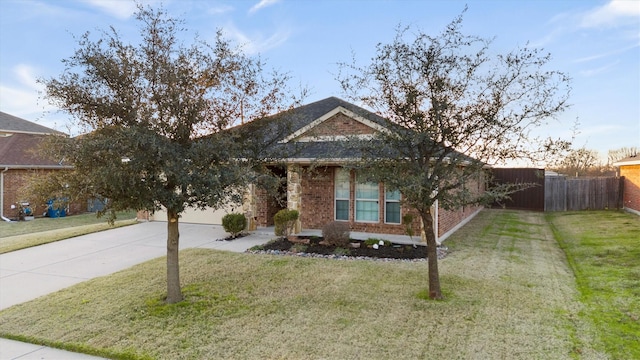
[332,247,350,256]
[290,244,308,253]
[222,213,247,238]
[322,221,350,247]
[402,213,415,240]
[274,209,299,237]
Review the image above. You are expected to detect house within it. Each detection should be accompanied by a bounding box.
[143,97,485,242]
[0,111,77,220]
[613,154,640,215]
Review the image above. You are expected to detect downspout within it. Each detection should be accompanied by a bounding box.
[1,167,12,222]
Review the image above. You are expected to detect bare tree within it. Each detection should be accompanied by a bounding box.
[337,10,571,299]
[608,146,638,164]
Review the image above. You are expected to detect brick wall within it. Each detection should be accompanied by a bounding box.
[437,173,485,237]
[299,166,421,235]
[2,168,84,219]
[305,113,376,137]
[620,165,640,212]
[255,186,283,227]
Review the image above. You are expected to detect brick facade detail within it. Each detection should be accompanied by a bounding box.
[301,113,376,138]
[620,165,640,213]
[251,164,485,239]
[2,169,84,219]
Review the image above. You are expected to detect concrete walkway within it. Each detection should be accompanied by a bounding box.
[0,221,275,360]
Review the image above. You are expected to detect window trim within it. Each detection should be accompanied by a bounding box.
[334,168,350,221]
[384,187,401,224]
[355,175,379,223]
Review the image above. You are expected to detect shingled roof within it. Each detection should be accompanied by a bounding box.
[234,96,475,164]
[0,112,70,169]
[0,111,66,135]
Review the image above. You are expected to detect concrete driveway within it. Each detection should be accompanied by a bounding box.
[0,221,275,359]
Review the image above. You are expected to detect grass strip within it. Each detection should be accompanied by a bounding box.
[547,210,640,359]
[0,218,138,254]
[0,210,138,238]
[0,210,602,359]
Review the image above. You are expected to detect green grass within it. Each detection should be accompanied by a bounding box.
[0,211,138,253]
[547,210,640,359]
[0,210,606,359]
[0,211,137,237]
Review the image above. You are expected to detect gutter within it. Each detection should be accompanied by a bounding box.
[1,167,11,222]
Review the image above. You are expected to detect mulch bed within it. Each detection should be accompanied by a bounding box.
[252,236,447,261]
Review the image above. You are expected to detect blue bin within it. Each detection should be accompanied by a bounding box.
[47,199,67,218]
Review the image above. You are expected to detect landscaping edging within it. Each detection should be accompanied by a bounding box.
[245,246,448,262]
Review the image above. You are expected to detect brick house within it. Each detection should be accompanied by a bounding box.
[145,97,484,242]
[0,111,78,220]
[614,154,640,215]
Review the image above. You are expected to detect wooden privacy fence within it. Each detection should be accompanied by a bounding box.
[544,176,624,211]
[491,168,545,211]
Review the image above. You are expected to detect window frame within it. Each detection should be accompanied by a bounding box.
[355,175,380,223]
[334,168,350,221]
[384,187,401,224]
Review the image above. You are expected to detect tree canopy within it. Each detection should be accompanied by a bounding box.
[39,5,301,303]
[337,10,572,299]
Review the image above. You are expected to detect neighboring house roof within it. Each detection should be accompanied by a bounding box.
[0,111,66,136]
[0,112,70,169]
[613,154,640,167]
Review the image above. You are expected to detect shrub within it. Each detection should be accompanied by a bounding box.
[290,244,308,253]
[402,213,415,241]
[322,221,350,247]
[332,247,350,256]
[274,209,299,237]
[222,213,247,238]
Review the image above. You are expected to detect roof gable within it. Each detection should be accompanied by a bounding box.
[280,106,390,143]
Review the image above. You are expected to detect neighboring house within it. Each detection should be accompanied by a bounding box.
[0,111,76,220]
[143,97,485,242]
[613,154,640,215]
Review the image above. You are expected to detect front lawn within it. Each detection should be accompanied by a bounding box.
[0,210,603,359]
[547,210,640,359]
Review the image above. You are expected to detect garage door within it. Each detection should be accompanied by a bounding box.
[149,204,242,225]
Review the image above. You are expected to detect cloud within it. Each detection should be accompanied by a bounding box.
[249,0,281,14]
[79,0,138,19]
[574,42,640,63]
[580,0,640,28]
[221,22,290,54]
[207,4,234,15]
[0,64,57,116]
[579,60,619,77]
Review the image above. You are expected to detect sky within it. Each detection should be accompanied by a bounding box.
[0,0,639,164]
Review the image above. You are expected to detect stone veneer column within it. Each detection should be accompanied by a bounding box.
[242,184,257,231]
[287,164,302,234]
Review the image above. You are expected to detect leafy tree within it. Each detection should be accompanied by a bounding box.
[337,11,571,299]
[40,5,299,303]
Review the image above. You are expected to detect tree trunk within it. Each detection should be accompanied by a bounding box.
[421,209,443,300]
[166,209,183,303]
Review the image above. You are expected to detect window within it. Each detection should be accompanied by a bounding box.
[355,177,379,222]
[335,168,350,221]
[385,188,401,224]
